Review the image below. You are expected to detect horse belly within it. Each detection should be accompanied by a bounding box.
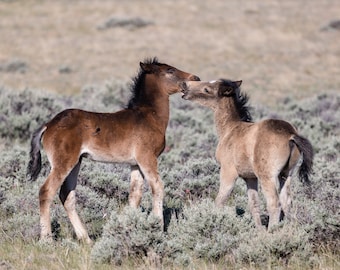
[233,147,256,179]
[236,162,256,179]
[81,145,136,165]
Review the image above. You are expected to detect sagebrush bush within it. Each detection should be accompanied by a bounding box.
[165,199,254,266]
[0,87,63,141]
[234,224,314,268]
[75,79,128,112]
[91,207,164,266]
[79,160,130,202]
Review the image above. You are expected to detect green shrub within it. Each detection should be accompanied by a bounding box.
[0,87,63,141]
[235,224,314,268]
[166,199,254,266]
[91,207,163,266]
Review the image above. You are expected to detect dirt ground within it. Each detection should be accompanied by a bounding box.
[0,0,339,106]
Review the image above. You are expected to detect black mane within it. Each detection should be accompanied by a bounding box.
[235,90,252,122]
[220,79,253,122]
[127,57,160,109]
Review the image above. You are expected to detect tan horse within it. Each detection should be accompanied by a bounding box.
[27,58,200,243]
[181,79,313,229]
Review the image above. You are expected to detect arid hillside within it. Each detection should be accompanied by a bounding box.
[0,0,339,105]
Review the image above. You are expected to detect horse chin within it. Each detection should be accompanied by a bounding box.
[180,87,188,99]
[181,93,189,100]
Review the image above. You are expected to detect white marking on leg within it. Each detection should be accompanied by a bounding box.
[64,190,91,243]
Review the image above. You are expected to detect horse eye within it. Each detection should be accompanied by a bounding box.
[167,68,175,74]
[204,88,209,93]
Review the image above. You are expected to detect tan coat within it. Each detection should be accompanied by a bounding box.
[181,79,313,229]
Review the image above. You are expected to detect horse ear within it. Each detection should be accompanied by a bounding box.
[140,62,149,72]
[218,79,241,96]
[140,62,156,73]
[234,80,242,87]
[219,84,235,96]
[224,87,235,96]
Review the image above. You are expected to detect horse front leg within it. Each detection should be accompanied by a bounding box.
[129,165,144,208]
[215,165,238,207]
[245,178,262,228]
[149,175,164,222]
[137,158,164,226]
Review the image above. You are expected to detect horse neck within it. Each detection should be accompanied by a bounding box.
[213,98,241,138]
[143,78,170,131]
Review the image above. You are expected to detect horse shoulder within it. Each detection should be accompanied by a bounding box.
[215,122,253,163]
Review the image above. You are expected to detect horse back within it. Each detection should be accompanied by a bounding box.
[217,119,300,178]
[41,108,166,164]
[260,119,297,136]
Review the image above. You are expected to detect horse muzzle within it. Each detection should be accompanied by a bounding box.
[189,75,200,81]
[180,82,190,99]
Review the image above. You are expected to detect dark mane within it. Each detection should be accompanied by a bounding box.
[237,91,252,122]
[220,79,253,122]
[127,57,160,109]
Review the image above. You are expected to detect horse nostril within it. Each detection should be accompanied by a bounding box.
[180,82,187,90]
[191,75,200,81]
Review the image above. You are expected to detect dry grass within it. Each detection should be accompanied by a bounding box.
[0,0,339,105]
[0,238,338,270]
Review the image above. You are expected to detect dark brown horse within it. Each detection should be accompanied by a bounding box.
[181,79,313,229]
[27,58,200,242]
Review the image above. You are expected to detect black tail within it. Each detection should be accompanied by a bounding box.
[27,126,46,181]
[291,135,314,184]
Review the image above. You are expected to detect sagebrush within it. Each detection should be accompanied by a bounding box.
[0,82,339,269]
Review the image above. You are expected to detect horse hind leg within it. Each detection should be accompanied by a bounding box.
[279,142,300,222]
[245,178,262,228]
[39,167,72,241]
[129,165,144,208]
[259,175,281,229]
[59,159,91,244]
[137,157,164,225]
[279,174,292,221]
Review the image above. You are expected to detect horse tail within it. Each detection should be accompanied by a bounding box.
[291,134,314,185]
[27,125,47,181]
